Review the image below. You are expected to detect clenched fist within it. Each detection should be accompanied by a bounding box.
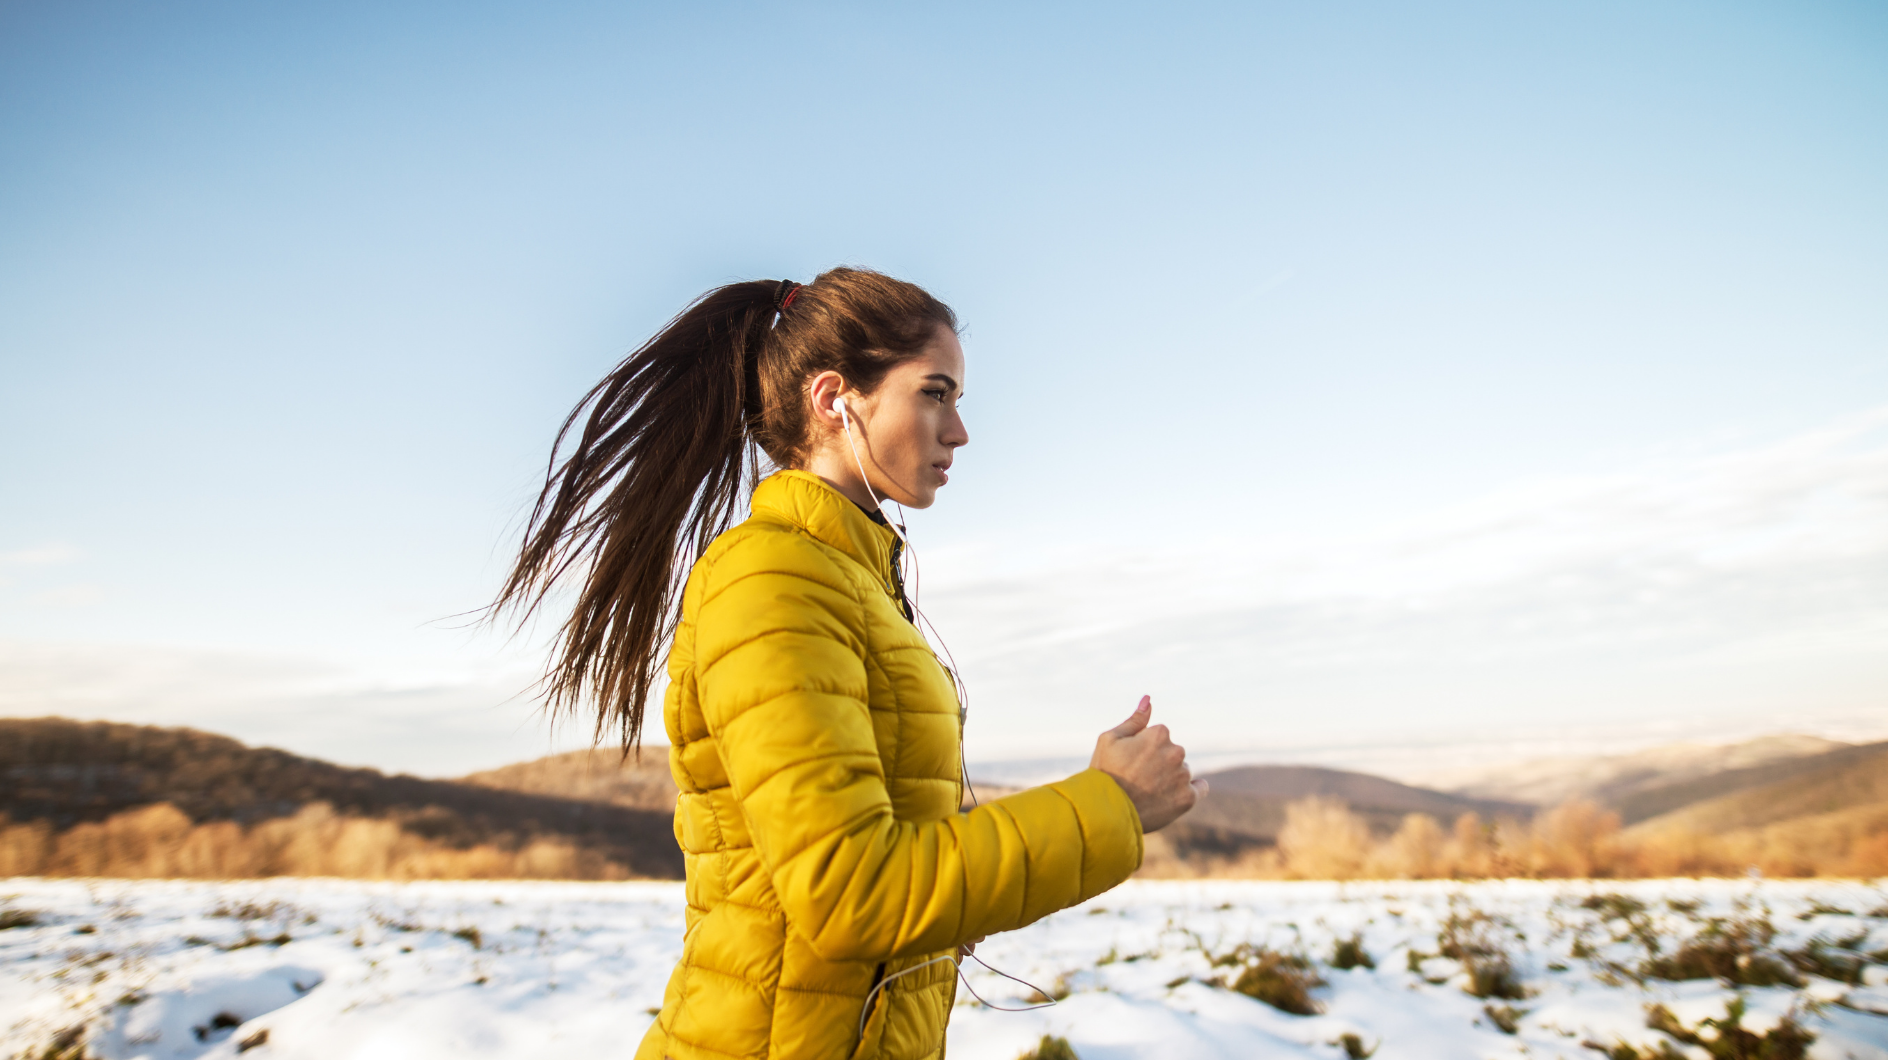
[1089,695,1206,833]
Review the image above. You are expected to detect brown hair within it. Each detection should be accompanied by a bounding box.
[490,266,957,751]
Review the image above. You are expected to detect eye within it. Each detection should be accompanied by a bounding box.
[922,388,947,403]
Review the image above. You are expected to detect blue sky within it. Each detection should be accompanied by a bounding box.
[2,1,1884,776]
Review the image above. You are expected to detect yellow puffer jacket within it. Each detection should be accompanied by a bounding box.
[637,470,1144,1060]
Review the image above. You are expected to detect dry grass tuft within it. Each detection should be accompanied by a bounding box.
[1,907,42,929]
[23,1025,89,1060]
[1438,904,1526,1000]
[1015,1035,1079,1060]
[1783,934,1867,985]
[1207,944,1326,1015]
[1647,1000,1814,1060]
[1330,934,1375,970]
[1333,1032,1376,1059]
[1641,903,1802,989]
[1482,1003,1526,1034]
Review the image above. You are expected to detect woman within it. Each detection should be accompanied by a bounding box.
[494,267,1205,1060]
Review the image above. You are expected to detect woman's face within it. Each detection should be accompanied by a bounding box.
[812,326,969,510]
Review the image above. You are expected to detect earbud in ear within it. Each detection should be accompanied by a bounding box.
[834,397,849,420]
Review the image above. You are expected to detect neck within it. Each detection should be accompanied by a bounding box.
[799,450,881,512]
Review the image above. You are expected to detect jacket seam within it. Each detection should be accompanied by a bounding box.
[650,1029,750,1060]
[742,749,885,804]
[697,558,855,611]
[992,799,1028,924]
[696,622,863,682]
[1051,783,1093,895]
[775,983,881,1000]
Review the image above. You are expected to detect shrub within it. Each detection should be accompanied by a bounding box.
[1016,1035,1078,1060]
[0,907,40,930]
[210,900,293,921]
[1333,1032,1376,1058]
[1595,1040,1689,1060]
[1581,892,1661,956]
[1223,950,1325,1015]
[1799,902,1852,919]
[1784,937,1865,985]
[1526,800,1621,877]
[1331,934,1375,970]
[1438,905,1527,1000]
[1641,907,1802,988]
[0,801,637,880]
[24,1026,88,1060]
[1376,813,1445,878]
[1580,894,1647,919]
[1277,798,1372,880]
[1463,954,1525,1000]
[1647,1000,1814,1060]
[1483,1004,1526,1034]
[218,933,291,951]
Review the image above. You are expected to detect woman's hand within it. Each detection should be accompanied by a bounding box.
[1089,696,1207,833]
[958,935,986,959]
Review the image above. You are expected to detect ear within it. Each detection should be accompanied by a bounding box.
[807,370,849,428]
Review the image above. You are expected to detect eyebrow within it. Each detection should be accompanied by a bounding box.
[922,373,960,394]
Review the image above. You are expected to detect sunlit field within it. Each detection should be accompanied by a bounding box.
[5,878,1886,1060]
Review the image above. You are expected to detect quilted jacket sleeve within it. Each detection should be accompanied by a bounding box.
[694,532,1144,963]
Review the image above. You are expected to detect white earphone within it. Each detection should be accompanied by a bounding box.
[833,396,910,548]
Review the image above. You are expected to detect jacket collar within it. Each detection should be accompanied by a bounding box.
[749,470,898,589]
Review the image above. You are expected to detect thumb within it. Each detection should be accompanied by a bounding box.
[1107,695,1153,739]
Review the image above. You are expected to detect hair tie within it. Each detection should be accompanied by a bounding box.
[773,280,803,312]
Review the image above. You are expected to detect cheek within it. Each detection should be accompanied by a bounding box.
[888,409,933,458]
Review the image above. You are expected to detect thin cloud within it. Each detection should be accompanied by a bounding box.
[1,543,81,567]
[924,407,1888,757]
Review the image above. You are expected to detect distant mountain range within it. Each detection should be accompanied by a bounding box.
[4,717,1879,879]
[0,717,682,878]
[1416,733,1888,830]
[1415,734,1850,811]
[1618,740,1888,840]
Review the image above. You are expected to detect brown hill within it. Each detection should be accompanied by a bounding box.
[461,747,679,812]
[0,717,683,878]
[1421,734,1848,809]
[1620,743,1888,876]
[1612,740,1888,826]
[1179,764,1531,843]
[1626,742,1888,834]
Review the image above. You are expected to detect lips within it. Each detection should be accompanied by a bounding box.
[933,463,951,485]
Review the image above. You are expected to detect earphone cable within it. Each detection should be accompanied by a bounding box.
[857,951,1059,1044]
[836,400,984,844]
[956,952,1060,1013]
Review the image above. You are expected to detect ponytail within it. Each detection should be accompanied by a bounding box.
[493,268,957,752]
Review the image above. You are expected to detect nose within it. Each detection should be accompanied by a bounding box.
[942,408,969,448]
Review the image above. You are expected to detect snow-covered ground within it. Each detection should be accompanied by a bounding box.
[4,877,1886,1060]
